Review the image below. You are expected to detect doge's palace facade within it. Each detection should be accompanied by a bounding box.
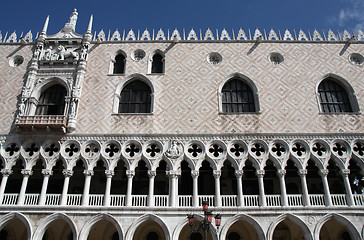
[0,9,363,240]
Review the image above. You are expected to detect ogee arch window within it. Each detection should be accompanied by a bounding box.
[151,53,164,73]
[222,79,255,113]
[318,79,353,113]
[119,80,152,113]
[113,53,126,74]
[35,85,67,115]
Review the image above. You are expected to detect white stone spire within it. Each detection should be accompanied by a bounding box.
[64,9,78,32]
[87,14,93,33]
[42,15,49,34]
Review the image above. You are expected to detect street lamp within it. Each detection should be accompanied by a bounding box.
[187,200,221,240]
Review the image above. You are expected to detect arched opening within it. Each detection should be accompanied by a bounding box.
[5,160,23,195]
[68,160,85,194]
[226,220,259,240]
[118,80,152,114]
[221,79,255,113]
[133,220,166,240]
[111,160,127,195]
[327,160,345,194]
[0,218,28,240]
[319,219,353,240]
[179,160,192,195]
[349,159,364,195]
[198,161,214,195]
[306,160,324,194]
[155,160,168,195]
[90,161,106,194]
[36,84,67,115]
[272,219,305,240]
[151,53,164,74]
[26,160,43,195]
[220,161,237,195]
[178,221,213,240]
[42,219,73,240]
[87,219,119,240]
[113,53,126,74]
[47,160,65,195]
[242,160,258,195]
[264,160,280,195]
[285,160,301,194]
[133,161,149,195]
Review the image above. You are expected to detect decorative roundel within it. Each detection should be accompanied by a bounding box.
[348,53,364,66]
[249,141,268,158]
[352,140,364,158]
[270,141,288,158]
[101,140,122,159]
[122,140,142,159]
[2,142,20,158]
[41,141,60,158]
[227,140,247,159]
[268,52,284,65]
[206,141,226,159]
[143,141,163,159]
[9,55,24,67]
[331,140,350,158]
[132,49,146,61]
[207,52,222,65]
[290,140,309,158]
[185,141,205,159]
[21,141,40,158]
[81,140,101,159]
[311,140,329,158]
[61,140,81,158]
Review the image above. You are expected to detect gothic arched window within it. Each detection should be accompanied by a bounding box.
[222,79,255,113]
[119,80,152,113]
[151,53,164,73]
[113,53,126,74]
[36,85,67,115]
[318,79,353,113]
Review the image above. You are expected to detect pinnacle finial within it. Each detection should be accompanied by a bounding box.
[42,15,49,34]
[87,15,93,33]
[64,9,78,31]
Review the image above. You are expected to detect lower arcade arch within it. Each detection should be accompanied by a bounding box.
[33,213,77,240]
[267,214,312,240]
[0,212,31,240]
[314,214,361,240]
[178,219,216,240]
[219,215,265,240]
[78,214,123,240]
[126,214,170,240]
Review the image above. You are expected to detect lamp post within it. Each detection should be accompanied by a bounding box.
[187,201,221,240]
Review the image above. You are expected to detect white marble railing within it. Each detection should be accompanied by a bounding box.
[89,194,104,206]
[24,194,39,205]
[266,195,281,207]
[154,195,169,207]
[110,195,126,206]
[178,195,193,207]
[132,195,148,207]
[331,194,347,206]
[2,194,18,205]
[288,194,303,206]
[354,195,364,206]
[309,194,326,206]
[221,195,238,207]
[244,195,260,207]
[198,196,215,207]
[67,194,82,206]
[45,194,61,205]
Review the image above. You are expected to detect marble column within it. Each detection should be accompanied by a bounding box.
[126,170,135,207]
[104,170,114,207]
[235,170,244,207]
[319,169,332,206]
[298,169,310,206]
[60,170,73,206]
[340,169,354,206]
[277,169,288,207]
[213,170,222,207]
[148,170,156,207]
[0,169,13,204]
[168,171,180,207]
[17,169,33,205]
[81,170,94,206]
[256,170,266,207]
[38,169,53,205]
[191,170,199,207]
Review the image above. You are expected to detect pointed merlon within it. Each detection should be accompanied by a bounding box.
[42,15,49,34]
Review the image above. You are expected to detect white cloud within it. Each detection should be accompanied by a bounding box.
[329,0,364,31]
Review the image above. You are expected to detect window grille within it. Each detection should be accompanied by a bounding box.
[119,80,151,113]
[222,79,255,113]
[35,85,66,115]
[318,79,352,113]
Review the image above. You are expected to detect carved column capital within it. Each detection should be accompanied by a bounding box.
[191,170,199,178]
[277,169,286,177]
[235,170,244,178]
[167,170,181,179]
[340,169,350,176]
[298,169,307,176]
[83,170,94,177]
[1,169,13,176]
[105,170,114,178]
[213,170,221,178]
[42,169,53,176]
[21,169,33,176]
[126,170,135,178]
[319,169,329,177]
[62,169,74,177]
[148,170,156,178]
[256,170,265,177]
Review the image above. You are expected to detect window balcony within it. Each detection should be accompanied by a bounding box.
[15,115,67,130]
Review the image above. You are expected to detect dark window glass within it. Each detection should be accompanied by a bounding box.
[222,79,255,113]
[119,80,151,113]
[151,53,164,73]
[113,54,125,74]
[36,85,67,115]
[318,79,352,113]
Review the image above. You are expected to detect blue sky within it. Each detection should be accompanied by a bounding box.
[0,0,363,37]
